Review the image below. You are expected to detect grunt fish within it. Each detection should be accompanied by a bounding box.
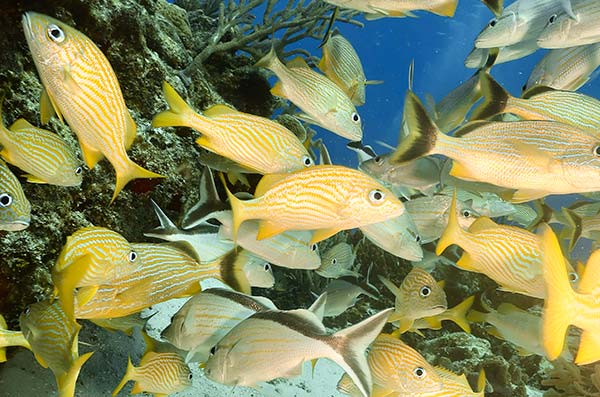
[379,267,447,332]
[406,367,486,397]
[465,40,538,69]
[321,277,378,317]
[22,12,163,202]
[316,242,359,279]
[224,165,405,244]
[360,211,424,261]
[203,307,393,397]
[255,47,362,141]
[90,313,150,336]
[537,0,600,49]
[0,158,30,231]
[322,0,458,18]
[410,295,474,334]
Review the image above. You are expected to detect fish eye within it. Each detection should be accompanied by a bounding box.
[413,367,426,378]
[302,155,313,167]
[210,346,216,356]
[188,373,193,380]
[128,250,137,262]
[415,235,421,243]
[332,258,337,265]
[568,272,579,283]
[462,210,471,218]
[264,263,271,271]
[374,156,383,165]
[47,24,65,43]
[488,19,497,27]
[75,167,82,175]
[420,286,431,297]
[0,193,13,207]
[351,112,360,124]
[368,189,385,203]
[24,306,31,316]
[310,243,318,252]
[593,145,600,157]
[548,14,557,24]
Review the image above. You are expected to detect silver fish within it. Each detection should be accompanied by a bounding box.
[537,0,600,49]
[360,212,423,261]
[316,242,359,279]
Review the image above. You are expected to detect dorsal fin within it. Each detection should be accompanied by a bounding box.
[521,85,556,99]
[203,104,238,118]
[287,57,311,69]
[467,216,498,233]
[255,173,289,197]
[9,118,35,131]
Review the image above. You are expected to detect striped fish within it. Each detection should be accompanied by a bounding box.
[525,43,600,91]
[322,278,378,318]
[473,73,600,132]
[316,242,358,279]
[539,224,600,365]
[204,308,393,397]
[319,33,381,106]
[216,210,322,270]
[379,267,447,333]
[19,300,93,397]
[0,314,31,362]
[74,245,248,319]
[438,187,516,218]
[89,313,149,336]
[323,0,458,18]
[238,250,275,289]
[22,12,163,202]
[410,295,474,334]
[255,47,362,141]
[465,40,538,69]
[392,90,600,203]
[537,0,600,48]
[153,81,313,174]
[407,367,486,397]
[112,352,192,397]
[0,158,30,231]
[161,288,277,363]
[359,212,424,261]
[225,165,405,244]
[406,194,478,244]
[0,112,81,186]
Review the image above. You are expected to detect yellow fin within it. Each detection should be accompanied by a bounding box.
[456,251,476,270]
[286,56,310,69]
[430,0,458,16]
[578,250,600,294]
[310,228,340,244]
[395,318,413,334]
[196,135,216,152]
[34,352,49,368]
[256,220,288,240]
[203,104,238,118]
[112,160,164,204]
[76,285,99,307]
[255,173,289,197]
[447,295,474,333]
[436,191,464,255]
[511,189,548,204]
[371,384,393,397]
[57,351,93,397]
[40,87,62,124]
[270,80,286,98]
[79,141,104,170]
[449,161,478,180]
[575,331,600,365]
[466,309,487,323]
[220,173,251,242]
[437,280,446,289]
[63,66,83,95]
[23,174,47,184]
[467,216,498,233]
[152,81,196,128]
[124,112,136,150]
[131,382,144,394]
[509,140,556,170]
[112,356,136,396]
[53,255,93,321]
[9,118,35,131]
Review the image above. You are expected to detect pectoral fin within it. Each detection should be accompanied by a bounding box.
[40,87,63,124]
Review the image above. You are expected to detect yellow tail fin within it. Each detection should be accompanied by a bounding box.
[430,0,458,17]
[112,356,136,397]
[57,352,93,397]
[436,191,464,255]
[152,81,196,128]
[112,160,164,203]
[219,173,250,243]
[447,295,475,333]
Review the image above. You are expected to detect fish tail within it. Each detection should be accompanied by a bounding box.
[218,249,251,294]
[219,173,248,242]
[0,314,7,363]
[327,308,393,397]
[471,73,512,120]
[561,208,583,252]
[390,91,441,164]
[152,81,197,129]
[476,368,486,395]
[254,45,279,70]
[112,161,164,204]
[112,356,135,397]
[538,224,577,361]
[448,295,475,333]
[430,0,458,17]
[57,351,93,397]
[51,256,91,322]
[436,191,463,256]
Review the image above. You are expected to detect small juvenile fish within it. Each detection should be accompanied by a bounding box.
[19,300,93,397]
[319,33,382,106]
[321,278,378,317]
[379,267,447,333]
[505,203,539,228]
[465,40,538,69]
[323,0,458,18]
[360,212,424,261]
[224,165,405,244]
[0,111,81,186]
[392,90,600,203]
[408,367,486,397]
[255,47,362,141]
[161,288,277,363]
[539,224,600,364]
[406,195,479,244]
[22,12,163,202]
[0,158,30,231]
[238,250,275,289]
[153,82,313,174]
[0,314,31,362]
[112,352,192,397]
[438,187,516,218]
[316,242,359,278]
[525,43,600,91]
[537,0,600,49]
[204,308,393,397]
[410,295,474,335]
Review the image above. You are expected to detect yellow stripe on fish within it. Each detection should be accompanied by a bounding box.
[0,158,30,231]
[223,165,405,244]
[255,47,362,141]
[153,81,313,174]
[22,12,163,202]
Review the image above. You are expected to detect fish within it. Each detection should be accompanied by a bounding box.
[562,207,600,251]
[482,0,505,16]
[0,110,82,186]
[153,81,313,174]
[223,165,405,244]
[316,242,359,278]
[360,211,424,261]
[411,250,457,273]
[197,148,251,187]
[391,90,600,203]
[473,73,600,132]
[438,187,516,218]
[215,210,322,270]
[89,313,151,336]
[0,158,30,231]
[410,295,474,335]
[321,275,379,317]
[161,288,278,363]
[406,367,486,397]
[322,0,458,18]
[254,47,362,141]
[22,12,163,202]
[465,40,538,69]
[112,352,192,397]
[505,203,539,228]
[379,267,447,333]
[0,314,31,362]
[19,300,93,397]
[203,307,393,397]
[474,0,575,48]
[537,0,600,49]
[539,223,600,364]
[405,194,479,244]
[319,32,382,106]
[228,248,276,289]
[524,43,600,91]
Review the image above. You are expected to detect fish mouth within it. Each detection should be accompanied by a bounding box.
[2,221,29,232]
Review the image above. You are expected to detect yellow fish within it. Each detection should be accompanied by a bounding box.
[224,165,405,244]
[316,242,359,279]
[0,158,30,231]
[153,81,313,174]
[0,314,31,362]
[112,352,192,397]
[22,12,163,202]
[0,108,81,186]
[539,224,600,365]
[392,90,600,203]
[406,367,486,397]
[410,295,474,335]
[323,0,458,19]
[379,267,447,333]
[255,48,363,141]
